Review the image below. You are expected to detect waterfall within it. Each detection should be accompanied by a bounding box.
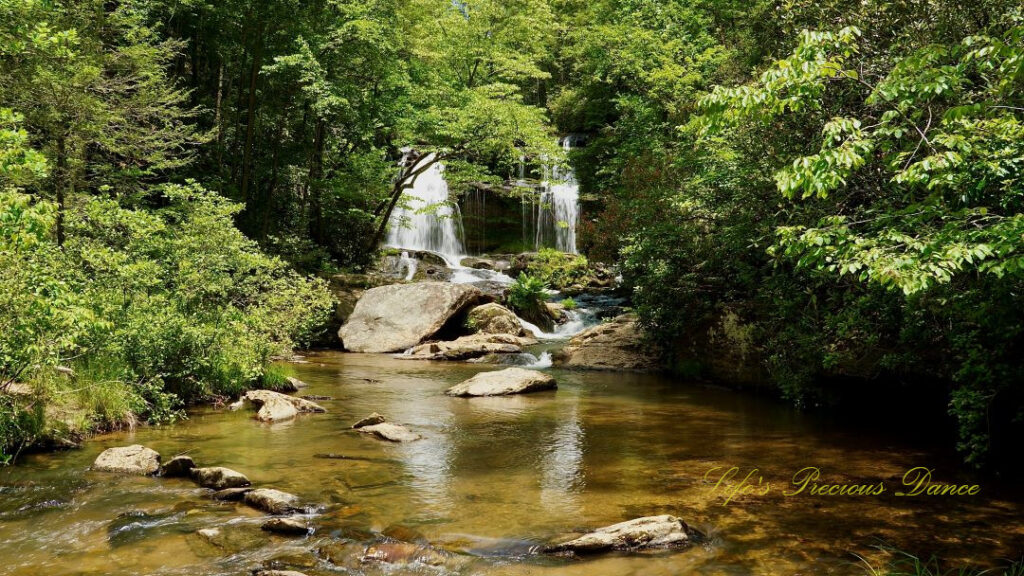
[385,153,465,261]
[536,136,580,254]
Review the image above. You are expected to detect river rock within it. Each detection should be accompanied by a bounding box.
[357,423,420,443]
[243,389,326,423]
[212,487,253,501]
[554,314,658,371]
[159,455,196,478]
[362,541,448,565]
[254,571,310,576]
[468,303,527,336]
[262,517,310,535]
[190,466,251,489]
[403,333,536,361]
[352,413,386,429]
[445,367,556,397]
[338,283,490,353]
[245,488,302,514]
[92,445,161,475]
[468,280,510,301]
[545,515,694,554]
[412,263,453,282]
[196,527,221,544]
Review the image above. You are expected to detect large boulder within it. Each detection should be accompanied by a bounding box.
[467,303,527,336]
[339,283,490,353]
[445,367,556,397]
[554,314,658,371]
[159,455,196,478]
[403,333,536,361]
[545,515,695,555]
[190,467,251,489]
[93,445,161,475]
[243,390,326,423]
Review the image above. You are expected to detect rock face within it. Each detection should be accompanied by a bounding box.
[338,283,490,353]
[554,314,658,371]
[245,488,301,514]
[352,413,386,429]
[93,445,161,475]
[445,367,556,397]
[262,517,309,535]
[243,390,326,423]
[403,333,536,361]
[545,515,694,554]
[357,423,421,443]
[467,303,527,336]
[190,467,251,490]
[159,455,196,478]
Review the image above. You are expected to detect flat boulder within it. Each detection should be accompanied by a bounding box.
[357,423,420,443]
[545,515,695,554]
[245,488,302,514]
[190,467,251,490]
[403,333,535,361]
[338,283,490,353]
[445,367,556,397]
[212,487,252,501]
[554,314,659,371]
[160,455,196,478]
[93,445,161,476]
[467,303,527,336]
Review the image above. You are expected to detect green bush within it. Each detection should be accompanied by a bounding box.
[507,273,549,318]
[522,248,592,290]
[561,296,578,310]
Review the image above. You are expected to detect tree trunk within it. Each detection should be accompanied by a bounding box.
[369,153,441,251]
[239,21,265,202]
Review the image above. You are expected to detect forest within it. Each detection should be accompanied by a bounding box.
[2,0,1024,574]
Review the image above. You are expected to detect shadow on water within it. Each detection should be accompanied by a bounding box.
[0,351,1020,575]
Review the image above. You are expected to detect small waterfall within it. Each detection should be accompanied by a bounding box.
[385,153,465,261]
[536,136,581,254]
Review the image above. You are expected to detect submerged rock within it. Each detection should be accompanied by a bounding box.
[92,445,161,476]
[195,527,221,545]
[159,455,196,478]
[362,541,448,566]
[245,488,302,514]
[243,389,326,423]
[351,413,386,429]
[262,517,310,535]
[554,314,659,371]
[545,515,695,554]
[211,487,253,501]
[467,303,528,336]
[254,571,310,576]
[357,423,421,443]
[445,367,556,397]
[338,283,490,353]
[190,467,251,490]
[403,333,536,361]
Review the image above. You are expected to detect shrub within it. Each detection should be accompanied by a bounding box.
[507,273,549,317]
[561,296,578,310]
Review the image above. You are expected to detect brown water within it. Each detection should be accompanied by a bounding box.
[0,352,1021,576]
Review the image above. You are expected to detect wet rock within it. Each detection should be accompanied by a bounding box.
[245,488,302,514]
[445,367,556,397]
[107,510,174,547]
[159,455,196,478]
[467,303,527,336]
[460,256,495,270]
[357,423,421,443]
[339,283,491,353]
[468,280,510,301]
[362,541,448,566]
[411,263,453,282]
[351,413,386,429]
[545,515,695,554]
[212,487,253,501]
[262,517,310,535]
[92,445,161,475]
[285,377,308,390]
[403,333,535,361]
[190,467,251,490]
[554,314,659,371]
[254,571,310,576]
[243,389,326,423]
[196,527,221,544]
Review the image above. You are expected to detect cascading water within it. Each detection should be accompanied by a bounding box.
[535,136,581,254]
[385,153,466,262]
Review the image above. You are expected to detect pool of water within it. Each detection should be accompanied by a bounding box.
[0,352,1020,575]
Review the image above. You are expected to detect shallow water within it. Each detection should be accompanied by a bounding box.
[1,352,1021,575]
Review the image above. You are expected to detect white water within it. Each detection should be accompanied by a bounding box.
[536,137,581,254]
[386,154,466,261]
